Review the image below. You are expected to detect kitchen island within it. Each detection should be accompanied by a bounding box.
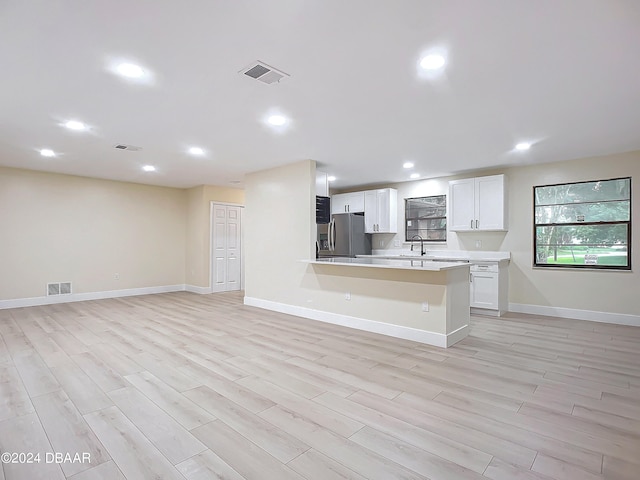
[304,257,471,347]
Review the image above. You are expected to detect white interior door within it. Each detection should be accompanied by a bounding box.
[212,204,243,292]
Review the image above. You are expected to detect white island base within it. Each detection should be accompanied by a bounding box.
[299,258,471,348]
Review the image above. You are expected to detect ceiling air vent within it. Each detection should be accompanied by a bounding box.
[239,61,289,85]
[114,144,142,151]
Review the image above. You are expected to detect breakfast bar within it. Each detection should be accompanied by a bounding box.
[305,257,471,347]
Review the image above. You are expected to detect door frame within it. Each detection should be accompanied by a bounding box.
[209,201,245,293]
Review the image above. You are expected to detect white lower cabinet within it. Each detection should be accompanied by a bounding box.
[469,262,508,316]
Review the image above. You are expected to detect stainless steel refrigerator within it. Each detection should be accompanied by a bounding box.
[317,213,371,257]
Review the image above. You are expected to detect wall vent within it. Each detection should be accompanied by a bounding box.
[239,61,289,85]
[114,144,142,151]
[47,282,72,296]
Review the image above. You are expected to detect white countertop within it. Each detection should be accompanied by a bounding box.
[308,257,471,271]
[362,250,510,263]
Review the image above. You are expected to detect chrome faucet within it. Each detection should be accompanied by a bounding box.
[410,235,426,256]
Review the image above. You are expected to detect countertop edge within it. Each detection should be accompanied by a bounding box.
[303,259,471,272]
[358,254,510,263]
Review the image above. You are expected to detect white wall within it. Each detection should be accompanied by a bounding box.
[502,152,638,318]
[244,160,316,302]
[0,167,187,301]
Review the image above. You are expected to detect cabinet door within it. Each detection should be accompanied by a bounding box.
[348,192,365,213]
[470,271,499,309]
[364,190,377,233]
[448,178,475,231]
[475,175,505,230]
[376,189,397,233]
[331,193,349,214]
[316,171,329,196]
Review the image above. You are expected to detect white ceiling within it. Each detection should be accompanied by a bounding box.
[1,0,639,189]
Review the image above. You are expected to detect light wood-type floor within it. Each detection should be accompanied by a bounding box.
[1,291,639,480]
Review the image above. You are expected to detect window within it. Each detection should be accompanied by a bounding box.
[534,177,631,269]
[405,195,446,242]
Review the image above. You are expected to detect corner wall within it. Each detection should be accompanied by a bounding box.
[185,185,244,289]
[244,160,316,302]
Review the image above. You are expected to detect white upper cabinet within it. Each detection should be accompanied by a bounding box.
[449,174,507,231]
[316,171,329,197]
[364,188,398,233]
[331,191,365,214]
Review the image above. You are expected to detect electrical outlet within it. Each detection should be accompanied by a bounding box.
[114,273,120,280]
[345,292,351,301]
[422,301,429,312]
[379,240,384,247]
[475,240,482,249]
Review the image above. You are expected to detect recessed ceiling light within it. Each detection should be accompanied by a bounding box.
[515,142,531,151]
[40,149,55,157]
[142,165,156,172]
[188,147,205,156]
[420,54,446,71]
[267,115,288,126]
[64,120,87,131]
[410,173,420,179]
[327,176,336,182]
[116,63,145,78]
[403,162,414,169]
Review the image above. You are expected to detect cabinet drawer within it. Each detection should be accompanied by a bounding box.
[470,262,498,273]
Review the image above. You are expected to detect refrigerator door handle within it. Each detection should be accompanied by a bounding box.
[329,219,333,252]
[329,219,335,251]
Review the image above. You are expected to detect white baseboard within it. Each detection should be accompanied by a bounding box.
[446,325,469,347]
[0,285,186,310]
[244,297,468,348]
[509,303,640,327]
[185,285,212,294]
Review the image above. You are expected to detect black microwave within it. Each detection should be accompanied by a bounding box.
[316,196,331,224]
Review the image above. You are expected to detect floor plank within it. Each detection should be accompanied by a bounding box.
[108,386,207,464]
[314,391,491,473]
[0,413,65,480]
[287,449,368,480]
[83,406,185,480]
[67,460,126,480]
[237,375,365,437]
[175,449,245,480]
[184,384,310,463]
[0,365,34,421]
[123,370,215,430]
[190,419,305,480]
[259,404,428,480]
[11,350,60,397]
[349,426,487,479]
[31,389,110,476]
